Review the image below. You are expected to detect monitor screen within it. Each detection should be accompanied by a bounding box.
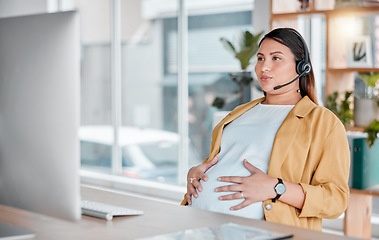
[0,11,81,221]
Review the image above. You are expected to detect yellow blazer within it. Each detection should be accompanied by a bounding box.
[181,96,350,230]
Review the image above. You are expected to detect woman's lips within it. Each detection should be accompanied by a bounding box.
[260,75,272,82]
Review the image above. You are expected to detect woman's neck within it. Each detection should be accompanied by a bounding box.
[262,91,302,105]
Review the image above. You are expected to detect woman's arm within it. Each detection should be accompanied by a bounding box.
[297,123,350,219]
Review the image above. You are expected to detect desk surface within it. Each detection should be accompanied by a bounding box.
[0,186,358,240]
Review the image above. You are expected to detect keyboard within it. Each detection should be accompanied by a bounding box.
[81,200,143,221]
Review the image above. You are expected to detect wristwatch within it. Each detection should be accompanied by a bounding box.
[272,178,286,203]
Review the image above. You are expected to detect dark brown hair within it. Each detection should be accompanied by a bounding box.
[258,28,318,105]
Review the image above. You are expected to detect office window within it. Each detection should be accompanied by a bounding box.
[163,11,253,161]
[76,0,254,189]
[118,1,184,183]
[74,0,114,174]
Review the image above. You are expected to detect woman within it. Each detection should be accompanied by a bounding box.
[181,28,350,231]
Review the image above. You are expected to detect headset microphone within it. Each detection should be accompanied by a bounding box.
[273,30,311,91]
[273,67,309,90]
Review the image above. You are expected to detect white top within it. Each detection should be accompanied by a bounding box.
[191,103,294,219]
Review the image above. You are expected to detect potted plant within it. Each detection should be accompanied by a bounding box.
[326,91,354,126]
[212,30,263,109]
[353,72,379,147]
[354,72,379,127]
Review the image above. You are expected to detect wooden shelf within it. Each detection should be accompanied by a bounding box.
[272,5,379,19]
[350,188,379,197]
[328,68,379,72]
[271,9,331,18]
[345,125,365,132]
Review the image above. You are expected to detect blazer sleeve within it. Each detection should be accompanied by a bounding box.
[298,120,350,219]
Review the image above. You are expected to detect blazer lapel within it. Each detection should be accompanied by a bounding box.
[268,96,316,176]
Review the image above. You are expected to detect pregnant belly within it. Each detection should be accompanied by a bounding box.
[190,161,263,219]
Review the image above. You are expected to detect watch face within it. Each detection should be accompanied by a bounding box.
[275,183,286,195]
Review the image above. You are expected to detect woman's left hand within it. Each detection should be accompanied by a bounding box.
[215,159,277,211]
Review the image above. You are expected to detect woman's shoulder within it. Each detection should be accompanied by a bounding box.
[311,104,340,121]
[296,96,344,128]
[304,102,346,133]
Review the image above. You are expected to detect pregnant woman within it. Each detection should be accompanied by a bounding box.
[181,28,350,231]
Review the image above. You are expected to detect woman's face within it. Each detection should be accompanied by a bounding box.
[255,38,298,94]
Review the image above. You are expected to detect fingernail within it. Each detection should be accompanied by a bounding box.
[217,177,221,181]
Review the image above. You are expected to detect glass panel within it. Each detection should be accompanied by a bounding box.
[119,0,184,183]
[73,0,113,174]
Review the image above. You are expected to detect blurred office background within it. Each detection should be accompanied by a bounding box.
[0,1,377,237]
[0,0,267,199]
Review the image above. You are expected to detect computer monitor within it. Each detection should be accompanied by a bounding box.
[0,11,81,222]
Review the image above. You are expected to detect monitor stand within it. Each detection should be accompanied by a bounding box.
[0,223,36,239]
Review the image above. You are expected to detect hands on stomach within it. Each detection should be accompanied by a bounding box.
[186,158,277,211]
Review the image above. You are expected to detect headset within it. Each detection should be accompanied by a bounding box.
[273,30,311,90]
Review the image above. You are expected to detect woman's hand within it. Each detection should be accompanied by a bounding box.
[215,159,277,211]
[186,156,218,205]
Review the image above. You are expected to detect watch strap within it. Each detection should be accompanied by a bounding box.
[272,178,284,203]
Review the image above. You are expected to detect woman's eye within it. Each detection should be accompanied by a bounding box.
[273,56,281,61]
[257,57,264,61]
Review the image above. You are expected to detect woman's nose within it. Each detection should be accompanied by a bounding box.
[259,61,270,72]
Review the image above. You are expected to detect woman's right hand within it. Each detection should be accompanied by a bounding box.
[186,156,218,205]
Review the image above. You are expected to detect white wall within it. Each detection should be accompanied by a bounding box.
[252,0,270,35]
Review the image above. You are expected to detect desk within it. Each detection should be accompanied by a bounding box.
[0,186,358,240]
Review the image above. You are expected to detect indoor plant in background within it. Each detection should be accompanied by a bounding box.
[326,91,354,126]
[212,30,263,109]
[354,72,379,127]
[355,72,379,147]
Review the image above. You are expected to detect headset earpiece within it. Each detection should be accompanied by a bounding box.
[292,30,311,76]
[296,60,311,75]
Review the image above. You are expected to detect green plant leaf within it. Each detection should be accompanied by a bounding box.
[220,30,263,70]
[364,119,379,148]
[220,38,236,56]
[218,30,264,105]
[326,91,339,115]
[236,47,255,70]
[358,72,379,88]
[326,91,354,126]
